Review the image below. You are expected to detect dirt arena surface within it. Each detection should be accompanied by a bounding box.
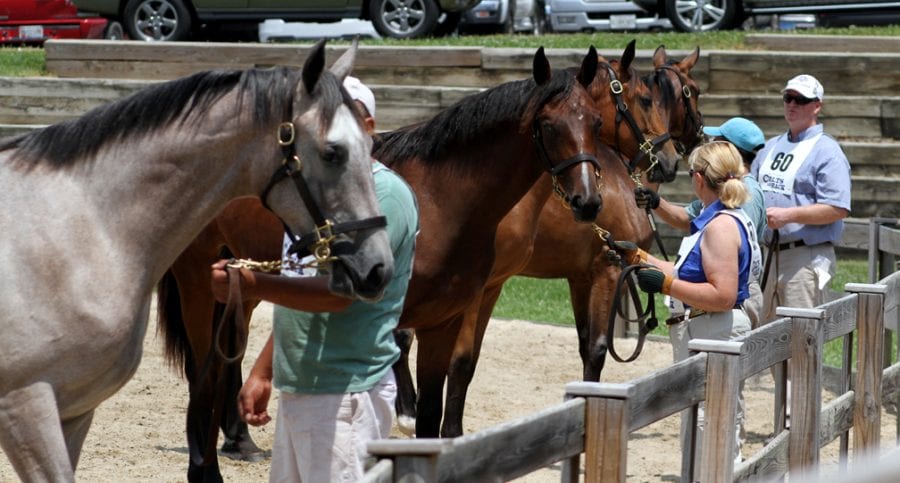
[2,300,897,482]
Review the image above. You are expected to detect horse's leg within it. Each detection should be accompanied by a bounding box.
[567,277,595,380]
[583,261,619,381]
[442,284,502,438]
[219,299,265,462]
[0,382,73,481]
[61,410,94,470]
[168,242,228,482]
[392,328,417,436]
[414,319,462,438]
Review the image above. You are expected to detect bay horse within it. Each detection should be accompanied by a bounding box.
[0,40,393,482]
[156,46,606,478]
[393,41,693,438]
[485,44,704,384]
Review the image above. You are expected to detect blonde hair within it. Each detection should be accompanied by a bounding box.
[688,141,750,209]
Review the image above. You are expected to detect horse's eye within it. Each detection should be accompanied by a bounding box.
[640,96,653,109]
[322,144,346,165]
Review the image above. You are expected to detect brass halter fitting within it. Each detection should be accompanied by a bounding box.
[311,220,339,264]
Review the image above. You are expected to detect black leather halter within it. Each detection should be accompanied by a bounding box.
[531,119,602,205]
[602,63,671,178]
[260,117,386,264]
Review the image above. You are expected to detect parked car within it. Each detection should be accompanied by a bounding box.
[460,0,546,34]
[1,0,120,44]
[547,0,670,32]
[631,0,900,32]
[73,0,482,41]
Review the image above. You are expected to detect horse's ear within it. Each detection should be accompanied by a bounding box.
[577,45,598,88]
[330,37,358,82]
[678,46,700,73]
[533,46,551,85]
[652,44,667,69]
[621,39,636,71]
[302,38,327,95]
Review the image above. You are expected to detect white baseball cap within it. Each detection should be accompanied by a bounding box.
[343,76,376,118]
[782,74,824,101]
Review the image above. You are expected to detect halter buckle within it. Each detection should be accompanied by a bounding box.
[277,122,295,146]
[609,79,623,95]
[682,85,692,98]
[312,220,339,264]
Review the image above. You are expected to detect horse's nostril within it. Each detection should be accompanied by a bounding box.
[365,264,389,289]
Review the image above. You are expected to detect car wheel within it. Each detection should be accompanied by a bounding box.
[664,0,738,32]
[104,20,125,40]
[123,0,192,41]
[432,12,462,36]
[370,0,440,39]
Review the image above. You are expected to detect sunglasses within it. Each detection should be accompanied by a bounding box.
[783,93,817,105]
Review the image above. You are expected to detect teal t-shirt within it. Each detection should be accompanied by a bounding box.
[272,161,419,394]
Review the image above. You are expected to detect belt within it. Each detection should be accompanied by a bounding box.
[777,240,806,251]
[665,305,742,326]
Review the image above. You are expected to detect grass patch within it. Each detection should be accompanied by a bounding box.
[0,47,46,76]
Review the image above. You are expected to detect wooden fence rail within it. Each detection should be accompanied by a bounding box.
[364,219,900,482]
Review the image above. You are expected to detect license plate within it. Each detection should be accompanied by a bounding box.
[610,14,637,30]
[19,25,44,39]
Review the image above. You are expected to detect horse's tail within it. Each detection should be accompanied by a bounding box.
[157,269,193,379]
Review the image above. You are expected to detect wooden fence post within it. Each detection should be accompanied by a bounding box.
[688,339,743,482]
[846,283,888,457]
[565,382,632,483]
[777,306,825,477]
[366,439,449,483]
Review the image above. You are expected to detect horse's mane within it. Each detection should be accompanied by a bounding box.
[374,70,575,168]
[0,66,348,170]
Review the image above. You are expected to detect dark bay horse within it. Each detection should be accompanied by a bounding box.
[0,40,392,482]
[496,44,703,381]
[156,46,606,478]
[393,41,693,438]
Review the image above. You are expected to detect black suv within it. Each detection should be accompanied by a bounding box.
[74,0,480,40]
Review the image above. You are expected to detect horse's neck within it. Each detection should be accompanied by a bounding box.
[83,125,274,285]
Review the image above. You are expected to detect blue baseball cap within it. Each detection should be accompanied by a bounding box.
[702,117,765,153]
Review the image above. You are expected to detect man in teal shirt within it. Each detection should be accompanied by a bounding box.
[210,77,418,482]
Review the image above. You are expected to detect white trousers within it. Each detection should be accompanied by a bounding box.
[269,370,397,483]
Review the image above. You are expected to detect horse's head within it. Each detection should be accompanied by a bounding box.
[647,45,703,160]
[525,46,604,223]
[593,40,680,184]
[262,39,394,301]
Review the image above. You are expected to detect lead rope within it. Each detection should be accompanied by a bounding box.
[595,230,658,363]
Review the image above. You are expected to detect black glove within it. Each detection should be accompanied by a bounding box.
[636,267,673,294]
[611,240,647,266]
[634,187,660,210]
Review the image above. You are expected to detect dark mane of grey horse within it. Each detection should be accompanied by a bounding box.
[0,66,350,170]
[374,70,575,168]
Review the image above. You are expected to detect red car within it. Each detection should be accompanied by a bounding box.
[0,0,121,44]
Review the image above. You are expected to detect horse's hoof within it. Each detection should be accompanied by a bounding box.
[397,415,416,436]
[220,440,267,463]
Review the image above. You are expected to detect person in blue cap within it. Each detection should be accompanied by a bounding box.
[635,116,767,328]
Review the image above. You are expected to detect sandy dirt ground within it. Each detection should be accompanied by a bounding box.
[1,300,897,482]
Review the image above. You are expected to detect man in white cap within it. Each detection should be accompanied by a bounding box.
[751,74,851,323]
[751,74,851,430]
[212,76,419,482]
